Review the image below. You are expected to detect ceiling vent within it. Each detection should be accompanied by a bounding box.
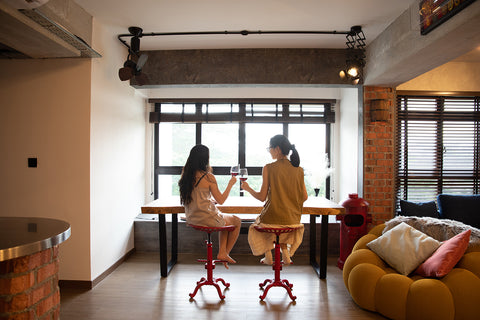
[2,0,50,10]
[0,0,101,59]
[19,8,101,58]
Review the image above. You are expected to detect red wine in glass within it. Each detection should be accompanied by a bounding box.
[230,165,239,177]
[239,168,248,181]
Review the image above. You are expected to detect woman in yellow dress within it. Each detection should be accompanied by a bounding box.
[241,135,308,265]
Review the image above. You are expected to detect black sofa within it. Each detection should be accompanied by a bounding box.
[400,194,480,229]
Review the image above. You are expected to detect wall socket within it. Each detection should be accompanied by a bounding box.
[28,157,37,168]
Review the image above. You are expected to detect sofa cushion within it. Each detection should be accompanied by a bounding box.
[384,216,480,253]
[367,222,441,275]
[415,229,471,278]
[400,200,439,218]
[437,194,480,228]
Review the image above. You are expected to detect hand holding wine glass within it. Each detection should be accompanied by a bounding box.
[239,168,248,181]
[239,168,248,195]
[230,165,240,177]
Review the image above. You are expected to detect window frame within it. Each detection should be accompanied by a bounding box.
[395,91,480,209]
[150,99,336,200]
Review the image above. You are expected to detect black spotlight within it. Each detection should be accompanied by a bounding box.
[119,58,136,81]
[118,27,149,85]
[339,26,366,85]
[118,54,148,84]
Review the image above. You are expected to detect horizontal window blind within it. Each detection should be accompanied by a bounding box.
[396,94,480,206]
[148,99,336,124]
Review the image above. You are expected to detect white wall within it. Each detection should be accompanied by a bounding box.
[0,58,92,280]
[334,88,360,203]
[89,20,147,280]
[0,19,148,281]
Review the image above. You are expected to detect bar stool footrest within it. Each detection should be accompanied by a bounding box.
[196,259,228,263]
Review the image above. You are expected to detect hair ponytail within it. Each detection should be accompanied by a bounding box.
[290,144,300,167]
[269,134,301,167]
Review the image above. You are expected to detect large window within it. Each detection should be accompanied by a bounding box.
[395,93,480,207]
[150,99,336,199]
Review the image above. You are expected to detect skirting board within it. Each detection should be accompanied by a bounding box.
[59,248,136,289]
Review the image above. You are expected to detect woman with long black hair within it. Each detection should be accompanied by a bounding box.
[178,144,241,267]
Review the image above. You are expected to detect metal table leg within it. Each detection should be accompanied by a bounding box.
[319,215,329,279]
[309,214,329,279]
[158,213,178,277]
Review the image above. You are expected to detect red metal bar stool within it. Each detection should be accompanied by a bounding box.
[254,226,302,301]
[188,224,236,300]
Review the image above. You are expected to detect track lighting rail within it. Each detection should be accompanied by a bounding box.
[117,26,366,85]
[117,28,355,53]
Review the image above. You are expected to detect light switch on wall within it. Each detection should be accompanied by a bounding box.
[28,157,37,168]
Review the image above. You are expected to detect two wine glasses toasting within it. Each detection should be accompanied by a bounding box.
[230,165,248,195]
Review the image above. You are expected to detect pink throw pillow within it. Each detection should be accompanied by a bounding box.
[415,229,471,278]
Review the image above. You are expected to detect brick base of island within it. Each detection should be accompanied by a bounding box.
[0,246,61,319]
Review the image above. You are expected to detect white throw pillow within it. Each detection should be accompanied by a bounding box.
[367,222,441,275]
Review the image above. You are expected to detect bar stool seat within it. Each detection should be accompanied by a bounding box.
[188,224,236,300]
[254,226,302,301]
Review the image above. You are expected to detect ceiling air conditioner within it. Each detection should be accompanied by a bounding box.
[2,0,50,9]
[0,0,101,58]
[19,8,101,58]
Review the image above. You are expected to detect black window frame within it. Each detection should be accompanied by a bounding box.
[149,99,336,200]
[395,91,480,210]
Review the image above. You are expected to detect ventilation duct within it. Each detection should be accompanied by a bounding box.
[19,8,101,58]
[0,0,101,59]
[2,0,50,9]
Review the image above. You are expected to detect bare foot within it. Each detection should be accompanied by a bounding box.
[260,251,273,265]
[217,254,236,264]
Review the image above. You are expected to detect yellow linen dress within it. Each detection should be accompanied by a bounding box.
[248,159,305,256]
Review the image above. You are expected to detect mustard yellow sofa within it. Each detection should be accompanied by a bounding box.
[343,224,480,320]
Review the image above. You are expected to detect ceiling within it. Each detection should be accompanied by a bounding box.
[1,0,478,80]
[74,0,418,50]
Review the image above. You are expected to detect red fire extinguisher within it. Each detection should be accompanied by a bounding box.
[336,193,371,269]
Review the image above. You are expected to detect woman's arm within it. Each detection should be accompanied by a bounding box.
[303,183,308,202]
[241,166,269,202]
[208,173,237,205]
[301,168,308,202]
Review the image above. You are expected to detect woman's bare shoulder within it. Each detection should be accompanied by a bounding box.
[196,171,216,186]
[205,172,217,183]
[193,171,209,186]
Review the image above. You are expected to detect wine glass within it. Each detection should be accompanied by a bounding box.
[239,168,248,182]
[239,168,248,195]
[230,165,240,177]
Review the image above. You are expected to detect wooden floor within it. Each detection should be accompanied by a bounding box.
[60,253,386,320]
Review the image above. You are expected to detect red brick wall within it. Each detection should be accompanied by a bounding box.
[363,86,396,225]
[0,247,60,320]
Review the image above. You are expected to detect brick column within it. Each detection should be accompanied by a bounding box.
[363,86,396,225]
[0,247,60,320]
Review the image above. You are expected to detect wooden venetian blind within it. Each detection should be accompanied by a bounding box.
[148,99,336,124]
[395,93,480,205]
